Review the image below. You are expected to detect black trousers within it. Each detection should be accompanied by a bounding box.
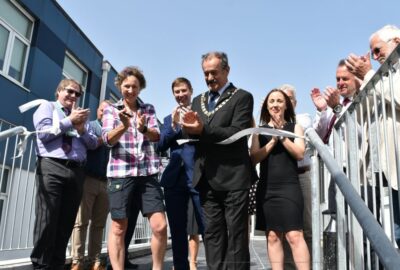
[31,158,85,270]
[200,188,250,270]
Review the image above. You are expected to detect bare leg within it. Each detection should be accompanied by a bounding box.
[189,235,200,270]
[148,212,168,270]
[286,230,310,270]
[267,231,284,270]
[108,219,128,270]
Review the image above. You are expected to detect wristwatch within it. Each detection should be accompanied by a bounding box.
[333,104,343,114]
[139,126,148,134]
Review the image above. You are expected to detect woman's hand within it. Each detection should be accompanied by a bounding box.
[271,114,285,129]
[136,110,147,132]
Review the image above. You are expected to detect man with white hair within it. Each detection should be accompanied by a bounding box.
[280,84,313,269]
[345,24,400,247]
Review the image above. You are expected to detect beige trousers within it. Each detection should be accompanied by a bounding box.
[71,175,109,264]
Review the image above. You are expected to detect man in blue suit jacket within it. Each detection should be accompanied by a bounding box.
[158,77,204,270]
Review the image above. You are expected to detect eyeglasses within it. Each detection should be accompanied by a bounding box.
[64,88,82,97]
[371,38,393,56]
[371,47,381,56]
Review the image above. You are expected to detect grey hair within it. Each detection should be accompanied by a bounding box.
[278,84,296,100]
[201,51,229,70]
[370,24,400,43]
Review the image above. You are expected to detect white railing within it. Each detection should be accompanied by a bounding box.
[308,44,400,270]
[0,121,153,266]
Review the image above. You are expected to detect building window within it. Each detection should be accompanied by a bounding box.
[63,52,88,106]
[0,0,33,84]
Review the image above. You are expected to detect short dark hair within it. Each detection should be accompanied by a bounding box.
[171,77,193,92]
[338,59,346,67]
[115,66,146,90]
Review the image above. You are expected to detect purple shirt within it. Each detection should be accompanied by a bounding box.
[33,100,98,162]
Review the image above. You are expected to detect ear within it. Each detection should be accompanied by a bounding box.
[393,37,400,45]
[225,66,230,74]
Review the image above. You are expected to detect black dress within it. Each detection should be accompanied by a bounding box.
[255,123,304,232]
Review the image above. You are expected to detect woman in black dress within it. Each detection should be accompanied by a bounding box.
[250,89,310,270]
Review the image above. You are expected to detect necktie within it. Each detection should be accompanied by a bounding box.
[322,98,351,144]
[61,107,72,154]
[208,91,220,111]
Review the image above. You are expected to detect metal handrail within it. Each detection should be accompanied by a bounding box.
[0,127,26,142]
[306,128,400,270]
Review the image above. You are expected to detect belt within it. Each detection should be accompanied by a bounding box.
[297,165,311,174]
[40,157,86,168]
[86,172,107,181]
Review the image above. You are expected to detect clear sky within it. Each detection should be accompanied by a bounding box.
[57,0,400,122]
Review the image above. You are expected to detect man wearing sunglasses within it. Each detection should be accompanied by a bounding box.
[31,79,98,270]
[345,24,400,249]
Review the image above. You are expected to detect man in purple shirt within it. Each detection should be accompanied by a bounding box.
[31,78,97,270]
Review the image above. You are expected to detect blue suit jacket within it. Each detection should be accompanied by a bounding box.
[158,115,195,190]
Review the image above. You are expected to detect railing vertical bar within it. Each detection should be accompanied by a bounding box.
[346,109,364,270]
[311,152,321,270]
[371,87,387,240]
[25,139,35,248]
[0,136,11,249]
[378,75,396,245]
[8,134,22,250]
[387,66,400,230]
[333,128,347,270]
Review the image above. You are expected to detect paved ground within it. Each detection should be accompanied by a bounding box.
[129,236,272,269]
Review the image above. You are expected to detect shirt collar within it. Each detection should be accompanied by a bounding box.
[210,81,231,97]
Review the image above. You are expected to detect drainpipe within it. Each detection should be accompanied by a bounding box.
[100,60,111,102]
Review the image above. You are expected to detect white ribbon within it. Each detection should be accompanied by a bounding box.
[177,127,305,145]
[14,99,62,158]
[18,99,48,113]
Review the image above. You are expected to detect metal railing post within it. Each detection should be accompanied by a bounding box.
[311,150,321,270]
[306,128,400,270]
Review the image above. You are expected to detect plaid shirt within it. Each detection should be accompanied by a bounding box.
[102,100,161,178]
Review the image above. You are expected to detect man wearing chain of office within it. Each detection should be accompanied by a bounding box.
[182,51,254,270]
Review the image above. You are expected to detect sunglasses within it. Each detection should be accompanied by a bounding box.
[64,88,82,98]
[371,38,393,56]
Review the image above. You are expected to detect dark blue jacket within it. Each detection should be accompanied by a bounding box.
[157,114,195,190]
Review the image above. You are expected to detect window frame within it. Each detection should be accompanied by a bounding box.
[0,0,34,86]
[62,51,89,107]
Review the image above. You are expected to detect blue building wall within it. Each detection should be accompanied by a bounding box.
[0,0,120,131]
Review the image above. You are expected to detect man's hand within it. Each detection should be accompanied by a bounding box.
[74,122,86,135]
[345,52,372,80]
[171,106,181,126]
[69,102,90,125]
[181,111,203,135]
[310,88,327,112]
[324,87,340,109]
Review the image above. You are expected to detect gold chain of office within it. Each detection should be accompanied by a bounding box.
[200,89,238,117]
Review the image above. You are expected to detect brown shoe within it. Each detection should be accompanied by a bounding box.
[71,263,83,270]
[91,263,106,270]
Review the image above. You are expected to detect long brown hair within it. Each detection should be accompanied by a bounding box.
[259,89,296,125]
